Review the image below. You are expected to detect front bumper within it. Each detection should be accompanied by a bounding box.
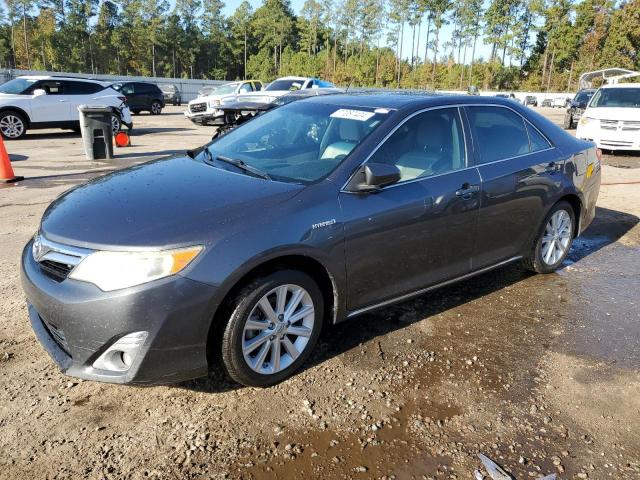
[184,108,224,125]
[576,123,640,151]
[20,240,218,384]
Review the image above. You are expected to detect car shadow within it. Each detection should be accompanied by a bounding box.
[113,149,185,159]
[9,153,29,161]
[176,206,638,393]
[130,127,192,134]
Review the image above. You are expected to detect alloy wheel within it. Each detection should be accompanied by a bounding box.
[541,209,572,265]
[151,102,161,115]
[0,114,25,139]
[242,284,315,375]
[111,114,121,133]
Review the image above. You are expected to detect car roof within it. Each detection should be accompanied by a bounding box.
[600,83,640,89]
[274,76,311,81]
[302,93,563,113]
[17,75,105,84]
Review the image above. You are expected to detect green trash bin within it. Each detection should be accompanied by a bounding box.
[78,105,114,160]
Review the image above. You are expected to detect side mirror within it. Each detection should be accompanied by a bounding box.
[33,89,47,97]
[350,163,401,192]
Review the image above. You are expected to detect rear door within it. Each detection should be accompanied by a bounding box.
[465,105,563,269]
[61,81,103,122]
[341,107,481,312]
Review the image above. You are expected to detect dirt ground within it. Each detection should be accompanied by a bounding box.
[1,106,639,480]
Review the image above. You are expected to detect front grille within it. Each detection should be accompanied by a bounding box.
[601,140,633,147]
[39,260,73,281]
[622,120,640,131]
[600,119,618,130]
[190,103,207,113]
[41,316,70,355]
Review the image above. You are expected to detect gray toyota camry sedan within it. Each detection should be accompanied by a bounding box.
[21,94,601,387]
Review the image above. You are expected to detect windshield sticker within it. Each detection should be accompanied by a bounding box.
[330,109,375,121]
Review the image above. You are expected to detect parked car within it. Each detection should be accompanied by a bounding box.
[541,98,553,107]
[111,82,164,115]
[185,80,263,126]
[576,83,640,150]
[237,77,335,104]
[159,84,182,106]
[21,95,601,387]
[495,93,516,100]
[0,75,132,139]
[563,89,596,129]
[552,97,570,108]
[523,95,538,107]
[211,87,344,138]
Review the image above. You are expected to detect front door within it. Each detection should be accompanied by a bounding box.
[341,107,481,312]
[28,80,73,122]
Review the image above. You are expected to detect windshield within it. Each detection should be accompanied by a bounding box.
[203,102,388,183]
[210,83,238,96]
[266,79,305,91]
[590,88,640,108]
[574,91,594,104]
[0,78,37,94]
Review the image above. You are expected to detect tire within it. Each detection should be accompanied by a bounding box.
[522,201,575,274]
[0,110,28,139]
[111,113,122,133]
[221,270,324,387]
[150,101,162,115]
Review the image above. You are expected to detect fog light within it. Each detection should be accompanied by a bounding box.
[92,331,148,372]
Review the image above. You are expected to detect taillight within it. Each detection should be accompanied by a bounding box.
[596,148,603,163]
[118,96,127,103]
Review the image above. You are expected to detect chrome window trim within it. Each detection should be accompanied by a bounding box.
[340,102,556,193]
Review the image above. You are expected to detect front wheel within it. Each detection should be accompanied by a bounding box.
[563,114,573,130]
[150,101,162,115]
[522,201,575,273]
[0,111,27,139]
[220,270,324,387]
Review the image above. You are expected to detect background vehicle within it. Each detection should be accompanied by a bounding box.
[576,83,640,150]
[541,98,553,107]
[237,77,335,104]
[0,75,132,139]
[159,84,182,106]
[211,87,343,138]
[563,89,596,129]
[552,97,570,108]
[185,80,263,126]
[198,85,217,97]
[494,93,516,100]
[111,82,164,115]
[524,95,538,107]
[22,95,600,388]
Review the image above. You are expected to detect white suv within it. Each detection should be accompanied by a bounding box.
[0,75,133,139]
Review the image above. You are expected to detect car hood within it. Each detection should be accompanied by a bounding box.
[584,107,640,121]
[237,90,291,102]
[40,155,303,249]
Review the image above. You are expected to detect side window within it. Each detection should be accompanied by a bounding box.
[120,83,134,95]
[467,106,531,163]
[239,83,252,93]
[135,83,150,93]
[368,108,466,182]
[254,81,262,91]
[37,81,63,95]
[526,122,552,152]
[62,81,102,95]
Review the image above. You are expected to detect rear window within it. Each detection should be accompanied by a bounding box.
[62,81,103,94]
[467,106,531,163]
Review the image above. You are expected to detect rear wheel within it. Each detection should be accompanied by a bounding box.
[0,111,27,139]
[563,114,574,129]
[522,201,575,273]
[150,101,162,115]
[220,270,323,387]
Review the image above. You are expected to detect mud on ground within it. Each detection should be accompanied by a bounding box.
[1,108,639,480]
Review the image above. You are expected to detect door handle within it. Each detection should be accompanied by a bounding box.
[58,99,66,102]
[455,183,480,199]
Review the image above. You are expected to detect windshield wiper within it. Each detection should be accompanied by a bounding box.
[215,154,271,180]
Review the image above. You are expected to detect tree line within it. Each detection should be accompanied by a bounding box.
[0,0,638,91]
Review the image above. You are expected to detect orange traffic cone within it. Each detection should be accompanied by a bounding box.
[114,131,130,148]
[0,136,23,183]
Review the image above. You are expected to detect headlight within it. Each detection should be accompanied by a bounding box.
[209,99,221,108]
[579,116,594,126]
[69,246,203,291]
